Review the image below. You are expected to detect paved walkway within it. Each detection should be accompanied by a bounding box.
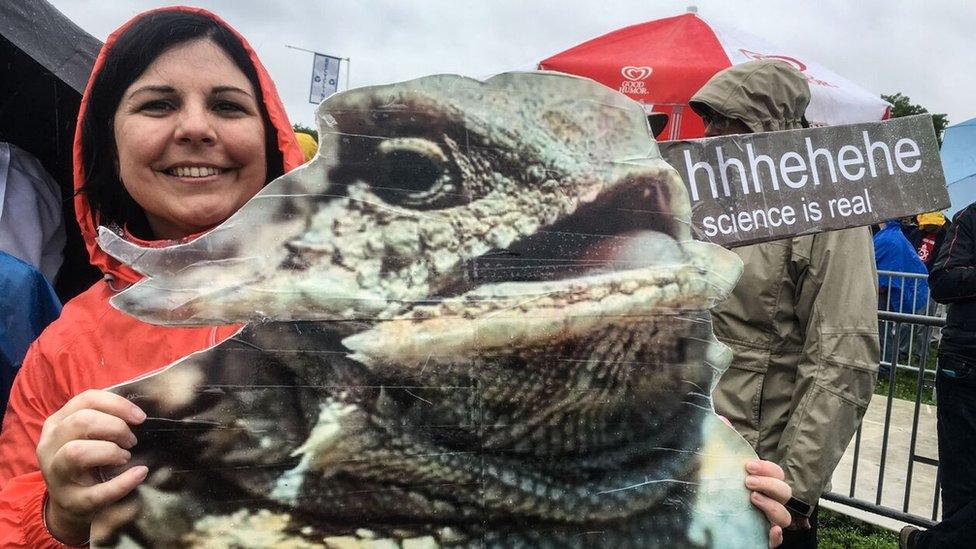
[824,395,941,531]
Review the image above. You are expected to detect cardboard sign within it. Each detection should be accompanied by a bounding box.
[94,72,767,548]
[659,114,949,247]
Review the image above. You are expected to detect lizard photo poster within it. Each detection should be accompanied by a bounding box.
[91,72,946,548]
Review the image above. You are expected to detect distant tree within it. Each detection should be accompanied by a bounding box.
[292,123,318,141]
[882,93,949,146]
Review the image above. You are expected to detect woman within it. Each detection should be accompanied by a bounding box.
[0,8,302,546]
[0,7,791,547]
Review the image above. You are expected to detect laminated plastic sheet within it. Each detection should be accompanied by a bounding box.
[95,72,766,547]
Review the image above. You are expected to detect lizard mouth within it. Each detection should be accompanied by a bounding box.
[344,173,740,362]
[472,174,687,285]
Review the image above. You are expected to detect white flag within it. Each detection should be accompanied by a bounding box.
[309,53,342,104]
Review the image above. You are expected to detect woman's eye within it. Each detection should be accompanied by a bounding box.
[138,100,175,113]
[213,101,247,114]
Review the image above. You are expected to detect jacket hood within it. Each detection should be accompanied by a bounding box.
[73,6,304,285]
[689,59,810,134]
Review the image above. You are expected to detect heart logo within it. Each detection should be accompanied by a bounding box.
[738,50,807,72]
[621,66,653,81]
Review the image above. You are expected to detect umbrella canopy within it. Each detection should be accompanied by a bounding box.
[941,117,976,219]
[0,0,103,300]
[540,12,890,139]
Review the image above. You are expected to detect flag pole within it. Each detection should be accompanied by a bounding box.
[285,44,318,55]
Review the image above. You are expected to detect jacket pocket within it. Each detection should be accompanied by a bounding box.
[712,364,765,449]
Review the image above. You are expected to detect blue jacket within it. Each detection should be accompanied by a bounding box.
[0,252,61,420]
[874,220,929,313]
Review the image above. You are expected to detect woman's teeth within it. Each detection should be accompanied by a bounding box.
[168,166,223,178]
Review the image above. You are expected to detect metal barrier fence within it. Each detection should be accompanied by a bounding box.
[822,270,943,527]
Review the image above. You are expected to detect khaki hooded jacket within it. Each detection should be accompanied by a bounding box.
[692,61,880,510]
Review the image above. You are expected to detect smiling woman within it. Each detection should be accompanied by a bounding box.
[0,7,302,548]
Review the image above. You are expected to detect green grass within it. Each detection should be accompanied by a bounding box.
[819,509,897,548]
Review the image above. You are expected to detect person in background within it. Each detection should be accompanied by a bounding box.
[0,142,65,285]
[0,252,61,425]
[294,131,318,162]
[693,59,880,549]
[907,212,951,272]
[906,211,950,358]
[901,202,976,547]
[0,144,64,425]
[874,219,930,369]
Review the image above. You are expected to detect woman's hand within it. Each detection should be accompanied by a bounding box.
[744,458,793,548]
[36,389,148,545]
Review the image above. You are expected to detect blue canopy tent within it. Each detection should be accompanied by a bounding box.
[942,117,976,219]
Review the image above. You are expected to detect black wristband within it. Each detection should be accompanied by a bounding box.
[784,496,813,517]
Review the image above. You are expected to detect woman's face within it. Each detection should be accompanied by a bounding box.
[113,38,267,240]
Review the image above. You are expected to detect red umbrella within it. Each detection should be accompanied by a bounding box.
[540,11,890,140]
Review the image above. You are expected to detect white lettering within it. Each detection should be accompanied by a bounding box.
[737,211,753,232]
[862,131,894,177]
[747,144,779,192]
[685,149,717,201]
[805,137,837,185]
[894,138,922,173]
[717,213,733,234]
[779,152,808,188]
[781,205,796,225]
[837,145,866,181]
[717,147,748,197]
[703,216,718,237]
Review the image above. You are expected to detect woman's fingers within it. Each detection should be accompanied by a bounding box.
[744,474,792,504]
[768,525,784,548]
[745,459,786,482]
[50,440,131,480]
[751,491,792,529]
[744,458,793,538]
[82,465,149,509]
[55,466,148,517]
[50,389,146,426]
[59,409,138,449]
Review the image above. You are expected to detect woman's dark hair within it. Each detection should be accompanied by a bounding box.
[79,11,285,237]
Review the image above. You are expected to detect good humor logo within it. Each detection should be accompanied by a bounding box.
[620,66,652,95]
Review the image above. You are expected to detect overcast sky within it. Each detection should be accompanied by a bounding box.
[48,0,975,129]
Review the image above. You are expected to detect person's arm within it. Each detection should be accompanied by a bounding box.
[0,343,146,548]
[775,227,880,510]
[0,347,70,548]
[930,207,976,303]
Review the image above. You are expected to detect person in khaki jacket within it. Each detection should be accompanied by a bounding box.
[690,60,880,549]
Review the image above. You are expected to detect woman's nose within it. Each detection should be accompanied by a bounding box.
[175,107,216,144]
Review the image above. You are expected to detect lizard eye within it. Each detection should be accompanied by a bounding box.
[370,137,462,209]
